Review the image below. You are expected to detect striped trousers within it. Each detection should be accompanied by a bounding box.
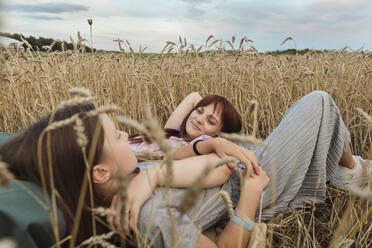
[136,91,351,247]
[232,90,351,221]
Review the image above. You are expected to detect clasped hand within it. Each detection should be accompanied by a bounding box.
[212,137,260,177]
[107,169,157,239]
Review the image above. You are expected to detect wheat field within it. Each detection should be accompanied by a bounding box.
[0,37,371,247]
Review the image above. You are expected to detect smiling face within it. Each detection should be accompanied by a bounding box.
[185,103,223,140]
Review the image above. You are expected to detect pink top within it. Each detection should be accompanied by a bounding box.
[129,135,213,155]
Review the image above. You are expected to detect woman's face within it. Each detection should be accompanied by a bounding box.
[100,114,138,180]
[185,104,223,139]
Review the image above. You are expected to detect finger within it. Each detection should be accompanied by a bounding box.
[107,195,119,231]
[242,152,259,176]
[227,162,238,171]
[246,161,254,177]
[251,160,260,175]
[235,153,251,172]
[107,215,113,230]
[255,166,263,176]
[129,209,139,237]
[240,159,251,176]
[114,215,121,233]
[247,164,254,177]
[121,210,132,238]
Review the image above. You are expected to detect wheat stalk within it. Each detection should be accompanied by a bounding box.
[219,191,234,218]
[86,105,123,117]
[219,132,265,146]
[68,87,92,97]
[57,96,96,110]
[1,35,372,248]
[73,116,88,148]
[0,157,14,186]
[91,207,117,217]
[356,108,372,127]
[77,232,116,248]
[177,157,237,214]
[0,238,17,248]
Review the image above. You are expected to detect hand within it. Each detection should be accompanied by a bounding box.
[242,166,270,192]
[211,137,260,177]
[107,169,158,238]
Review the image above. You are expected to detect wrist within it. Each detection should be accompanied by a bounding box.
[195,139,215,155]
[242,181,264,194]
[211,137,223,151]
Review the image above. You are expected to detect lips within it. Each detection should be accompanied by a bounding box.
[191,121,201,131]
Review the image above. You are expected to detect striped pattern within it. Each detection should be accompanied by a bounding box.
[233,90,351,220]
[136,91,351,247]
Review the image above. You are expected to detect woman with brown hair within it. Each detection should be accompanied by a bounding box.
[129,92,261,174]
[0,91,370,247]
[0,100,269,247]
[110,91,371,247]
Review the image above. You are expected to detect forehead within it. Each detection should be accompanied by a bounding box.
[100,114,115,131]
[201,103,223,118]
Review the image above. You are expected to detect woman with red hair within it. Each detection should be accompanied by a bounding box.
[129,92,262,185]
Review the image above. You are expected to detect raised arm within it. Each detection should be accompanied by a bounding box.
[164,92,202,130]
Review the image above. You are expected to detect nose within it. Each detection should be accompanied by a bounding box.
[195,115,206,124]
[121,131,129,141]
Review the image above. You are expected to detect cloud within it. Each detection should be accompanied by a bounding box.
[306,0,372,13]
[178,0,213,3]
[5,2,88,14]
[23,15,64,20]
[0,0,371,52]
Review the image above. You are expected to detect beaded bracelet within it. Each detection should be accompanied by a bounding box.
[231,208,256,231]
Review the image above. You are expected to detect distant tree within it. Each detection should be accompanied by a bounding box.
[0,32,96,52]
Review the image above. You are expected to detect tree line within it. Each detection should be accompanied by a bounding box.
[0,32,95,52]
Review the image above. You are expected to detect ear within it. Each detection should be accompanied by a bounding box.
[92,164,111,184]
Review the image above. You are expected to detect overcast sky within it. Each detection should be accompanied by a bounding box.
[0,0,371,52]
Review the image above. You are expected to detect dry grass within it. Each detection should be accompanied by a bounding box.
[0,36,371,247]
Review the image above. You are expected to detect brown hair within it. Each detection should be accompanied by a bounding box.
[130,94,242,143]
[0,103,106,244]
[178,95,242,140]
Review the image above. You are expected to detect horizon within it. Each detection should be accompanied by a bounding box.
[1,0,371,53]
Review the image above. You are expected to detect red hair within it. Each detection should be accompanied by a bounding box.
[176,95,242,140]
[130,95,241,143]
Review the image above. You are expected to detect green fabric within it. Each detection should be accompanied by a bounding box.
[0,133,66,247]
[0,132,13,148]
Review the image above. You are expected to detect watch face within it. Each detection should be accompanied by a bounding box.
[238,163,246,171]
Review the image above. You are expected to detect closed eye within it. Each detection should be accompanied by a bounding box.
[208,119,217,125]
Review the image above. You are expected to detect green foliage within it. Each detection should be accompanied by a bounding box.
[0,32,95,52]
[265,48,329,55]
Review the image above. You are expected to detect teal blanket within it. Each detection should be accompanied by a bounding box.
[0,133,66,247]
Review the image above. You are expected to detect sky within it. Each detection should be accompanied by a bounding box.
[0,0,371,53]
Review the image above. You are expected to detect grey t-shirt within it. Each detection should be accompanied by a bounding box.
[137,161,237,248]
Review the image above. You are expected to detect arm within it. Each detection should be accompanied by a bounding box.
[108,154,232,234]
[164,92,202,130]
[173,137,261,177]
[199,167,270,248]
[155,153,232,188]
